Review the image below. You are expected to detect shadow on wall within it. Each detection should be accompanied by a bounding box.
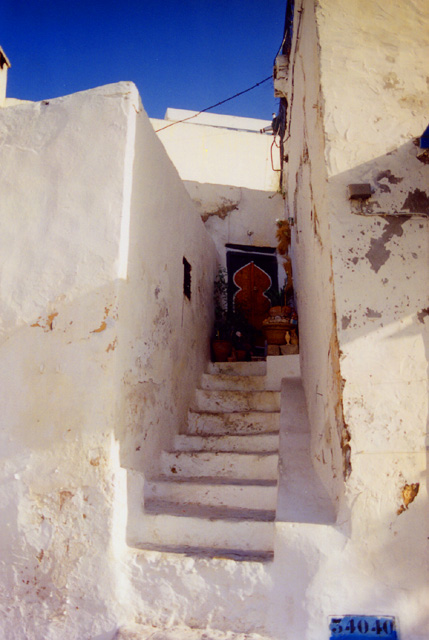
[328,139,428,345]
[328,139,428,465]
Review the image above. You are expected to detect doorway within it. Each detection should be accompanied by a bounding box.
[226,244,278,331]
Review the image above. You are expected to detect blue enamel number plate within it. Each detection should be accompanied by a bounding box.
[329,616,398,639]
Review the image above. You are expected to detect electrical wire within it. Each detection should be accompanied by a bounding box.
[154,76,272,133]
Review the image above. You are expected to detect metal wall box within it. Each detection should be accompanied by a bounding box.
[273,55,289,97]
[348,183,372,200]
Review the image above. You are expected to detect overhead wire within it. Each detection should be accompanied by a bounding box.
[154,76,272,133]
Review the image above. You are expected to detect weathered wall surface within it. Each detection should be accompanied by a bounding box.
[0,82,216,639]
[283,0,345,507]
[152,116,283,261]
[280,1,428,638]
[184,182,284,270]
[117,99,217,476]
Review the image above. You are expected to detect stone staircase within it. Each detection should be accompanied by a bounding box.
[129,361,281,561]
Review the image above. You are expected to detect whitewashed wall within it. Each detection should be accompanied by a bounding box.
[283,0,345,507]
[152,116,283,261]
[280,1,429,638]
[0,82,216,639]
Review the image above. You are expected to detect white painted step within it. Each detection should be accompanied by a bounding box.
[128,512,275,554]
[160,450,279,481]
[116,623,274,640]
[201,372,267,391]
[145,500,275,522]
[193,389,281,413]
[173,433,279,452]
[144,478,278,510]
[187,409,280,435]
[207,361,266,376]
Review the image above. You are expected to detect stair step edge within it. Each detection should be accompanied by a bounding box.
[148,476,278,486]
[129,545,274,563]
[144,500,276,521]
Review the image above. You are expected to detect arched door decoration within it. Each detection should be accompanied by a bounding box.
[233,262,271,331]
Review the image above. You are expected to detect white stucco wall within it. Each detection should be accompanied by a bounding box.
[279,1,429,638]
[0,82,216,639]
[283,0,345,506]
[152,116,280,192]
[152,115,283,264]
[164,108,271,133]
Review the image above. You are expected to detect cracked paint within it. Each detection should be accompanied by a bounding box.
[31,312,58,332]
[341,315,351,330]
[365,308,382,318]
[201,201,239,223]
[402,188,429,215]
[416,307,429,324]
[364,216,407,272]
[397,483,419,515]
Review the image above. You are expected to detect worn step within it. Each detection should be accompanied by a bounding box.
[173,433,279,453]
[207,361,266,376]
[145,500,276,522]
[144,478,278,510]
[193,389,281,413]
[128,512,275,554]
[201,372,267,391]
[187,409,280,435]
[115,623,274,640]
[160,450,279,481]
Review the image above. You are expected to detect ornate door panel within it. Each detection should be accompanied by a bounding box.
[233,262,271,330]
[227,249,278,332]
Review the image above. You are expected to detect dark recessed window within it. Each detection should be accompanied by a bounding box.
[183,257,191,300]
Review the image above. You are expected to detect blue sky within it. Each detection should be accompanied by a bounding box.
[2,0,286,120]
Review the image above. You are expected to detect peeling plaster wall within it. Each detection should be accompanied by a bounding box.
[315,0,429,508]
[152,118,283,260]
[284,0,345,506]
[184,182,284,270]
[0,82,216,639]
[280,1,429,637]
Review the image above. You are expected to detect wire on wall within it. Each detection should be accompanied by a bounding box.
[155,76,272,133]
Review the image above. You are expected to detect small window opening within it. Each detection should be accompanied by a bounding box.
[183,257,191,300]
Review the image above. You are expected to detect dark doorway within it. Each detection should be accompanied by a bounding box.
[226,245,278,331]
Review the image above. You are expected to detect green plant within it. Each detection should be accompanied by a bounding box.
[266,284,286,308]
[213,267,232,340]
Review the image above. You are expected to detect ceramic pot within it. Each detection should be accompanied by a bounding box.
[262,322,293,345]
[212,339,232,362]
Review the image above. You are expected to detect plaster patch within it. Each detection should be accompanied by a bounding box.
[376,170,403,185]
[59,490,74,510]
[364,216,407,272]
[201,201,239,223]
[402,188,429,215]
[91,321,107,333]
[397,483,419,515]
[416,307,429,324]
[31,312,58,332]
[365,308,382,318]
[383,72,401,89]
[341,315,351,330]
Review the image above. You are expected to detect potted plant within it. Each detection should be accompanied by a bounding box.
[262,283,296,345]
[212,268,233,361]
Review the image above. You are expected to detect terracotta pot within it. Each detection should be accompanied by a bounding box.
[263,322,293,345]
[269,306,283,317]
[212,339,232,362]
